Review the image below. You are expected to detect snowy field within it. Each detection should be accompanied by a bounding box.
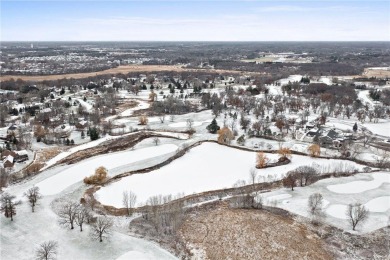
[36,144,178,196]
[96,142,367,207]
[363,121,390,137]
[0,197,176,260]
[327,173,390,194]
[261,172,390,233]
[41,135,122,170]
[277,75,302,86]
[42,130,189,171]
[120,100,150,117]
[169,120,211,128]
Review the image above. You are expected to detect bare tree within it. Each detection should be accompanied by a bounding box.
[153,137,160,146]
[75,206,88,232]
[90,216,113,242]
[0,167,9,191]
[350,144,363,159]
[308,193,323,218]
[57,200,79,229]
[24,186,41,212]
[361,130,372,148]
[0,192,21,221]
[346,203,369,231]
[35,240,58,260]
[159,114,166,123]
[283,171,298,191]
[122,191,137,216]
[186,118,194,131]
[295,166,318,186]
[248,168,257,187]
[375,150,390,168]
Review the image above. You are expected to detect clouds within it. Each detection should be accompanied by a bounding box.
[1,1,389,41]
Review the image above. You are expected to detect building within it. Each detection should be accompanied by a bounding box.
[15,150,29,163]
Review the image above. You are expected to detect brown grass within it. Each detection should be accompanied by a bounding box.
[39,147,64,162]
[363,68,390,79]
[180,204,332,260]
[0,65,266,82]
[23,147,63,175]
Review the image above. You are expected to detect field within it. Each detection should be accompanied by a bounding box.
[363,67,390,79]
[96,142,367,207]
[37,144,178,196]
[261,172,390,233]
[180,205,332,260]
[0,65,265,82]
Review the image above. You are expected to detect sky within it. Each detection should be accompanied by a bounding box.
[1,1,389,41]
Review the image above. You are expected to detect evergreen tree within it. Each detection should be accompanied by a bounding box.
[237,134,246,146]
[353,122,358,132]
[89,127,100,141]
[206,119,220,134]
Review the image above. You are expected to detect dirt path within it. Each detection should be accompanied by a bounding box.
[0,65,265,82]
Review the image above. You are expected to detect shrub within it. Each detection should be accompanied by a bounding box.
[217,127,234,145]
[308,144,321,157]
[256,152,269,168]
[138,116,148,125]
[277,147,292,161]
[83,166,108,185]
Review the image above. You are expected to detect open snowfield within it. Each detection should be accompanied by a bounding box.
[120,100,150,117]
[41,135,122,170]
[76,98,93,111]
[36,144,178,196]
[168,120,211,128]
[0,188,176,260]
[96,142,367,207]
[358,90,376,107]
[261,172,390,233]
[363,121,390,137]
[364,196,390,212]
[327,172,390,194]
[277,75,302,86]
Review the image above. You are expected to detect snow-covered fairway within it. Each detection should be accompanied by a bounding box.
[96,142,367,207]
[120,100,150,117]
[327,172,390,194]
[37,144,178,196]
[363,121,390,137]
[261,172,390,233]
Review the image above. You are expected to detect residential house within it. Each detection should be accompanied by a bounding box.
[319,129,339,147]
[7,124,19,136]
[14,150,29,163]
[3,156,14,168]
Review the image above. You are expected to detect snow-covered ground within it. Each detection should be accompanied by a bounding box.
[36,144,178,196]
[168,120,211,128]
[41,135,122,170]
[120,100,150,117]
[96,142,367,207]
[358,90,376,107]
[327,172,390,194]
[261,172,390,233]
[0,196,176,260]
[277,75,302,86]
[76,98,93,111]
[363,121,390,137]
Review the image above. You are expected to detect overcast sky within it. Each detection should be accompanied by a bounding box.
[1,1,389,41]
